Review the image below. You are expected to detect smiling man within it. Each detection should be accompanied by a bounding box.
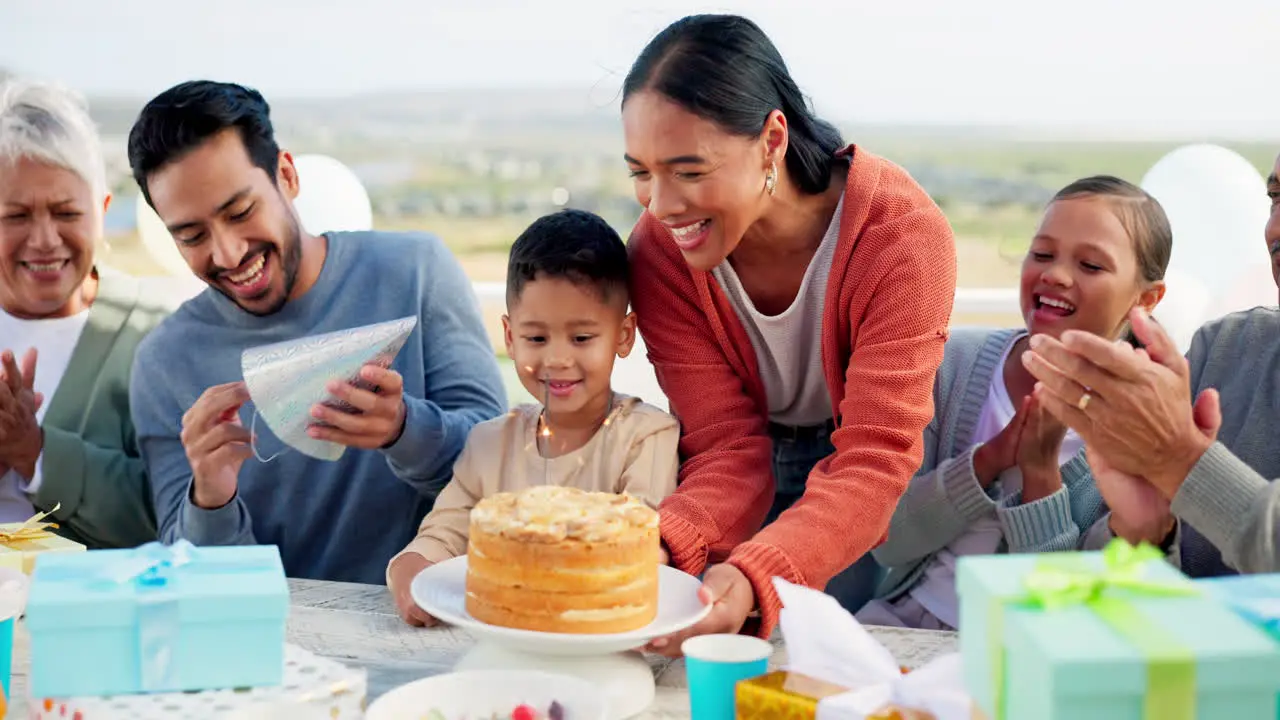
[125,81,507,583]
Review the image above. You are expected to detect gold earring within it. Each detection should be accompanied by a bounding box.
[764,163,777,195]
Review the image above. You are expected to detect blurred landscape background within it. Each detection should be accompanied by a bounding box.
[74,87,1278,324]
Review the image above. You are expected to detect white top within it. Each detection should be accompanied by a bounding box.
[712,196,842,427]
[908,333,1084,629]
[0,309,90,522]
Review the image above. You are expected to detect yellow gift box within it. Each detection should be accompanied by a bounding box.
[0,504,84,574]
[736,670,850,719]
[736,670,987,720]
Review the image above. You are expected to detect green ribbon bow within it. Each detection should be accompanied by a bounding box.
[990,539,1198,720]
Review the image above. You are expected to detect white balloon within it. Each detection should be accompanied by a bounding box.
[134,195,192,277]
[1207,261,1277,319]
[1140,144,1270,300]
[292,154,372,235]
[1151,267,1213,355]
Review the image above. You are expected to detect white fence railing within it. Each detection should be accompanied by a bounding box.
[946,288,1021,316]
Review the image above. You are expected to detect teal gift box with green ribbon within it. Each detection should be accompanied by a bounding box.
[957,540,1280,720]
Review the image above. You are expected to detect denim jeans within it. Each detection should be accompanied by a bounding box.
[764,419,883,614]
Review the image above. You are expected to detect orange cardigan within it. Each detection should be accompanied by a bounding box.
[627,146,957,636]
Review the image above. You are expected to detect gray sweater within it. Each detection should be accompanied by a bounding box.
[130,231,508,583]
[1085,308,1280,576]
[873,327,1102,600]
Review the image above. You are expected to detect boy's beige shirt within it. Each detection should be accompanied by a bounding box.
[388,394,679,586]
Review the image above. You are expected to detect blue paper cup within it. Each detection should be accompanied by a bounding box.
[682,634,773,720]
[0,566,26,718]
[0,614,12,716]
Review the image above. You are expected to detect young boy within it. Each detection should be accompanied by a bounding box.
[386,209,680,626]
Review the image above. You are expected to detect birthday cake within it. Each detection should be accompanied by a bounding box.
[465,486,660,634]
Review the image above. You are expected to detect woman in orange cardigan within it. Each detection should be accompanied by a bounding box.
[622,14,958,651]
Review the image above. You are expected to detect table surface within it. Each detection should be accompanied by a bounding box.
[7,578,959,718]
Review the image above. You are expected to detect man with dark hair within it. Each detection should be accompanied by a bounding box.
[127,80,507,583]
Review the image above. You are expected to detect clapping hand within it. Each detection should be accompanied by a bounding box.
[1016,393,1068,503]
[972,396,1030,488]
[1088,444,1174,546]
[1023,308,1208,492]
[1088,386,1220,546]
[0,349,44,479]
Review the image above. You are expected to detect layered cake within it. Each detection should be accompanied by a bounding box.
[465,486,661,634]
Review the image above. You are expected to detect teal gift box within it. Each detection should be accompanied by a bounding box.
[0,613,13,713]
[24,540,289,699]
[1198,574,1280,643]
[957,541,1280,720]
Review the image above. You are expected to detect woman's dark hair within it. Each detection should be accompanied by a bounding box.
[1050,175,1172,347]
[622,14,845,195]
[127,80,280,207]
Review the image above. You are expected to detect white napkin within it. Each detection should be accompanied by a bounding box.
[0,566,29,619]
[772,578,972,720]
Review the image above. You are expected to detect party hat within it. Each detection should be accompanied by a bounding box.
[241,316,418,461]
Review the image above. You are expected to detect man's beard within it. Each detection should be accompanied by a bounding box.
[221,213,303,317]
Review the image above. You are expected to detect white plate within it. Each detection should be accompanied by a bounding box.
[411,556,710,656]
[365,669,607,720]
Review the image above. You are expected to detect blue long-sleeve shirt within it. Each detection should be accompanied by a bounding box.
[130,231,507,583]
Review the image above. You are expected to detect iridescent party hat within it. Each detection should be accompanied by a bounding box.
[241,316,418,461]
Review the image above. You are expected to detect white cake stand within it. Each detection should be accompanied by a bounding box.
[411,557,710,720]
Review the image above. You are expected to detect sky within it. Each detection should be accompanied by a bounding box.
[2,0,1278,139]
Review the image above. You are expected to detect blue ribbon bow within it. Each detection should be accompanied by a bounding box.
[102,539,196,585]
[102,540,197,692]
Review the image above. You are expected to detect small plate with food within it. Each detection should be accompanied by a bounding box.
[364,670,606,720]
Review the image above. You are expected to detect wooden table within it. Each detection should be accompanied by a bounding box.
[7,579,959,718]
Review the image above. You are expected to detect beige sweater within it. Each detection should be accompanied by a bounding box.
[388,394,680,582]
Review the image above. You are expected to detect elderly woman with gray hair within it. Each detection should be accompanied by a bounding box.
[0,78,168,546]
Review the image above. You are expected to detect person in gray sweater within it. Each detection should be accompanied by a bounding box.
[863,176,1172,630]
